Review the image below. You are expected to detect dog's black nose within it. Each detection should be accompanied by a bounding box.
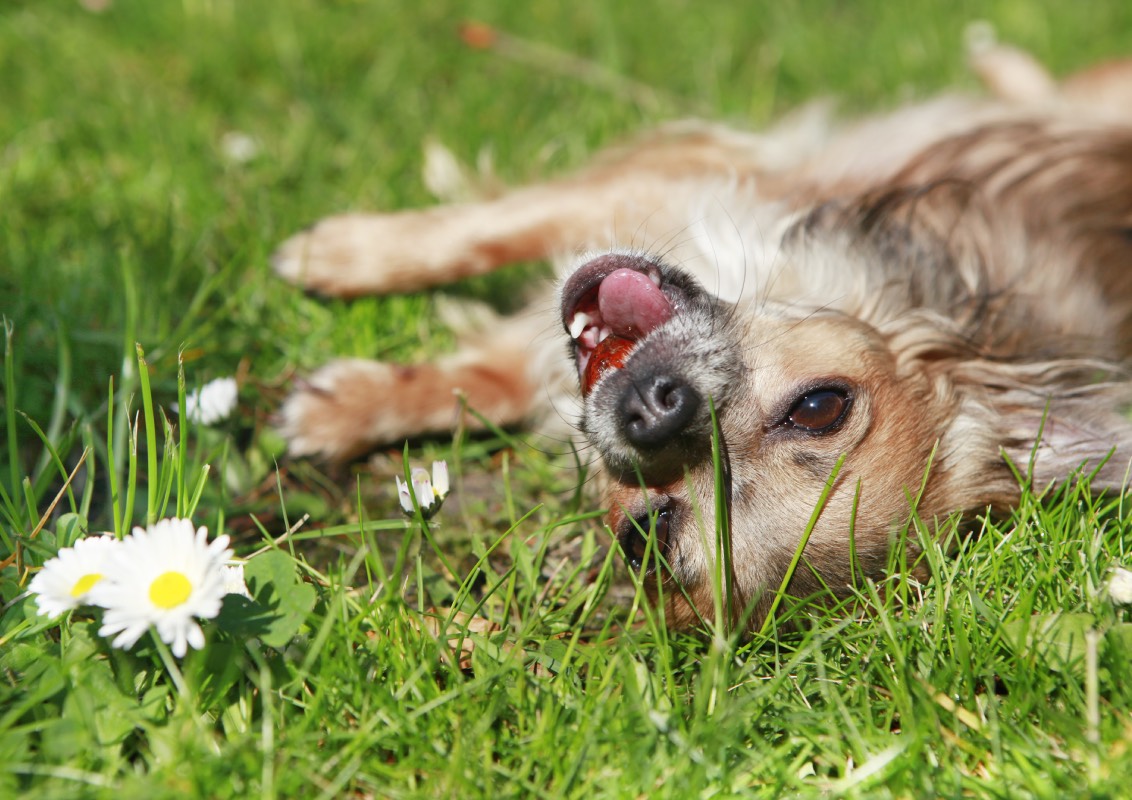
[620,375,701,449]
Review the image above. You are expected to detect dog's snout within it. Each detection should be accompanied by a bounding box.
[620,374,702,449]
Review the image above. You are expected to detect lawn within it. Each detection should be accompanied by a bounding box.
[3,0,1132,797]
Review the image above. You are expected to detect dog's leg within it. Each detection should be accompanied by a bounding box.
[271,124,797,298]
[1061,56,1132,113]
[968,37,1132,116]
[272,177,697,297]
[278,307,574,460]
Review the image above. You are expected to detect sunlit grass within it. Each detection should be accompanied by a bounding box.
[3,0,1132,797]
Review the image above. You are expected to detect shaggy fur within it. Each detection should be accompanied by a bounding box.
[273,44,1132,631]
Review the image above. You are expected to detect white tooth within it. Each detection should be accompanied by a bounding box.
[648,271,661,287]
[568,312,590,339]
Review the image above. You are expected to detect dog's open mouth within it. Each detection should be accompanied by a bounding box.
[562,255,675,395]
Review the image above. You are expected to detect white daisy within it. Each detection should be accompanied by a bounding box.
[1107,566,1132,605]
[396,461,450,519]
[220,131,260,164]
[176,376,238,426]
[27,534,121,618]
[89,518,232,657]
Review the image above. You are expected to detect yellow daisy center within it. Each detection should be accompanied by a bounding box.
[149,571,193,609]
[70,573,103,597]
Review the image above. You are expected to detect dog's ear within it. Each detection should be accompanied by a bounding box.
[999,396,1132,491]
[953,361,1132,494]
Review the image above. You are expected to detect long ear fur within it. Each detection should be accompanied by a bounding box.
[950,359,1132,495]
[879,311,1132,516]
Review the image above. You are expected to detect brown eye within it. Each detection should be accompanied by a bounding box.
[786,389,850,433]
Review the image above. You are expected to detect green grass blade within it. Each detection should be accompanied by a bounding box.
[135,344,159,525]
[3,318,19,516]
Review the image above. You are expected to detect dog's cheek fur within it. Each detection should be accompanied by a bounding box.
[607,352,958,632]
[730,369,953,627]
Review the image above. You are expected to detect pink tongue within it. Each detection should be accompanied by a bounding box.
[597,269,673,338]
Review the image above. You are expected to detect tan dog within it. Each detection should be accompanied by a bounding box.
[274,44,1132,630]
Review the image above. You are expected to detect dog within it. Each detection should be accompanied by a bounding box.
[272,42,1132,630]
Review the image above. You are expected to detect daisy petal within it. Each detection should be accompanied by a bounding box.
[431,461,450,499]
[411,468,435,513]
[397,477,415,514]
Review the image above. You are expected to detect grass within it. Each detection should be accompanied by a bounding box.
[3,0,1132,796]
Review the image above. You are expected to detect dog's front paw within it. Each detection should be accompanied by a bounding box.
[279,360,410,460]
[273,210,481,297]
[278,358,471,461]
[272,213,411,297]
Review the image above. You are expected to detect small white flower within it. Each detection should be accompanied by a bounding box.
[220,131,260,164]
[1107,566,1132,605]
[176,377,238,426]
[89,518,232,657]
[223,563,251,599]
[396,460,450,519]
[27,535,121,618]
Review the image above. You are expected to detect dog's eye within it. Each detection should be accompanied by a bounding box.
[786,388,850,433]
